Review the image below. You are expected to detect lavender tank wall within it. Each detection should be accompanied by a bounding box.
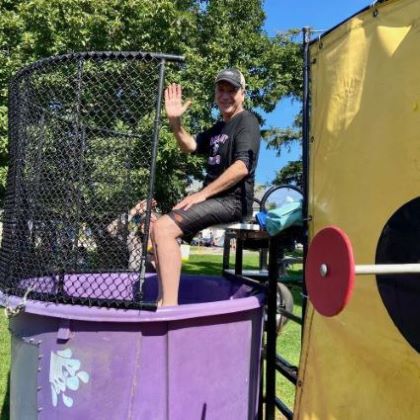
[7,273,264,419]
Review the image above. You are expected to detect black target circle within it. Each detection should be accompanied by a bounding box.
[375,197,420,352]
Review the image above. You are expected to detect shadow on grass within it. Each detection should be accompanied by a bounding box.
[1,374,10,420]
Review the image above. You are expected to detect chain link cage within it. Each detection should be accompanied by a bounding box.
[0,51,184,309]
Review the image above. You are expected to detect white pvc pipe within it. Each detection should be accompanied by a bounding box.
[355,264,420,275]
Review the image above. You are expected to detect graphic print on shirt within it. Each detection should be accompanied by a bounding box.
[208,134,229,166]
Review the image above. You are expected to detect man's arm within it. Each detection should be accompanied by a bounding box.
[201,160,248,198]
[173,160,248,211]
[165,83,197,153]
[168,118,197,153]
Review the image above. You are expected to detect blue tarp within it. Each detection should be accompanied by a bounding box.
[257,200,303,237]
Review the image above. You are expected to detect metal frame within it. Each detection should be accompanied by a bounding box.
[263,27,312,420]
[3,51,185,310]
[301,27,311,331]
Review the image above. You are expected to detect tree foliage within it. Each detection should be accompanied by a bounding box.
[272,160,302,188]
[264,106,303,188]
[0,0,302,210]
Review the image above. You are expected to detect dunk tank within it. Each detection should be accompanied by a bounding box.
[0,52,264,419]
[296,0,420,418]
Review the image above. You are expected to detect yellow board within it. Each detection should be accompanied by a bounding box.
[295,0,420,418]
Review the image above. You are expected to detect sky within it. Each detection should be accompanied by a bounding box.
[256,0,372,185]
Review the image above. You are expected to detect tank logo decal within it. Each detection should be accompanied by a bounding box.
[49,348,90,408]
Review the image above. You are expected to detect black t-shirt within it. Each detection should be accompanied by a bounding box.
[195,110,260,216]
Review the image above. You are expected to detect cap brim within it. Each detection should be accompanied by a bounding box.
[215,77,242,88]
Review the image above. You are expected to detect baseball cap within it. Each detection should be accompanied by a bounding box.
[215,68,246,90]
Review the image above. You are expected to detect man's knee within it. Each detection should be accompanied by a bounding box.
[153,215,183,242]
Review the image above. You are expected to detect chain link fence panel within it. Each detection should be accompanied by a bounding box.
[1,51,184,309]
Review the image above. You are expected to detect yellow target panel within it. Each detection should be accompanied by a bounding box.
[296,0,420,418]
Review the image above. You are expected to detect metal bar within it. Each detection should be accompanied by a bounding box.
[260,249,268,271]
[281,256,303,265]
[257,354,264,420]
[280,279,303,288]
[275,397,293,420]
[275,355,298,385]
[301,26,311,330]
[265,238,283,420]
[223,270,267,291]
[222,231,232,271]
[235,237,244,275]
[122,136,131,265]
[355,264,420,275]
[136,59,166,301]
[278,308,303,325]
[27,289,157,310]
[12,51,185,81]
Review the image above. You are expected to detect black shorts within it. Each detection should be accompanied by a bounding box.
[168,195,243,241]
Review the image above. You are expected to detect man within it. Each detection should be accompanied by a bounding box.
[152,68,260,306]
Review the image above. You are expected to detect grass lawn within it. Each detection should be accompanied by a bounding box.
[0,315,9,419]
[0,246,302,419]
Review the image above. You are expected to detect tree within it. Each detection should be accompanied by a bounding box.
[272,160,302,188]
[0,0,303,210]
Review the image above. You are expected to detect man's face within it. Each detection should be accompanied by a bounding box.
[215,81,245,120]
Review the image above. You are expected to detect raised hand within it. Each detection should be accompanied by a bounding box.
[164,83,192,120]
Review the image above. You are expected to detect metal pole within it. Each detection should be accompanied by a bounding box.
[301,26,311,325]
[137,58,166,304]
[355,264,420,275]
[319,263,420,277]
[265,239,283,420]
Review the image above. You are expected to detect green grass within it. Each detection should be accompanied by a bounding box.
[274,285,302,415]
[182,249,261,275]
[0,247,302,419]
[0,315,9,419]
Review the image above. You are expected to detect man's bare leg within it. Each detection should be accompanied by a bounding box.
[150,235,163,304]
[150,232,163,304]
[148,217,163,303]
[152,215,183,307]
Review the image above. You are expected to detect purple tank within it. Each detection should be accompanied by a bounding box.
[6,273,264,419]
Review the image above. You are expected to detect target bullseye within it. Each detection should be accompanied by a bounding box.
[305,226,420,317]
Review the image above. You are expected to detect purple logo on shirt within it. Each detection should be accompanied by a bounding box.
[208,134,228,165]
[210,134,228,147]
[208,155,221,165]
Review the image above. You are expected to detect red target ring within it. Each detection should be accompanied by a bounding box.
[305,226,356,317]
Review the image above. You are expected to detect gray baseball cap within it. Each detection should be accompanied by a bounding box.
[215,68,246,90]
